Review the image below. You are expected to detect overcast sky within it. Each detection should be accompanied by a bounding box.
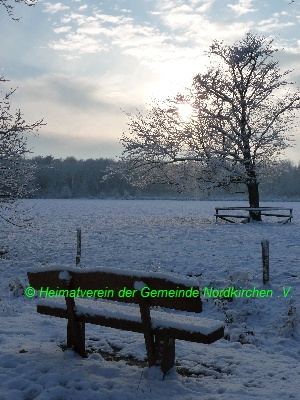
[1,0,300,161]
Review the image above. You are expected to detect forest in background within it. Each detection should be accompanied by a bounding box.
[24,156,300,200]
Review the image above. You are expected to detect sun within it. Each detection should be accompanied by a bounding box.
[177,104,193,121]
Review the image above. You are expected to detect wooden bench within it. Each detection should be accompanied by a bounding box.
[27,266,224,375]
[215,207,293,224]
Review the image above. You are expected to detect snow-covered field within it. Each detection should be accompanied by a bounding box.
[0,199,300,399]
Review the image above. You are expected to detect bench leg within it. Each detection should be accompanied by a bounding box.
[139,300,175,374]
[283,217,292,224]
[62,278,86,358]
[155,334,175,375]
[67,319,86,357]
[139,300,156,367]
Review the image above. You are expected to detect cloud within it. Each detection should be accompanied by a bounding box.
[15,72,149,113]
[157,0,184,11]
[76,22,105,35]
[172,4,194,12]
[12,72,155,159]
[53,26,72,33]
[49,12,111,55]
[49,33,108,53]
[67,12,98,25]
[153,0,252,48]
[46,0,252,75]
[258,18,295,32]
[16,74,109,111]
[43,2,70,14]
[61,17,72,23]
[227,0,257,16]
[153,0,214,12]
[109,24,171,48]
[196,0,215,13]
[152,0,215,35]
[27,133,122,160]
[159,7,207,30]
[93,13,133,24]
[277,39,300,55]
[113,5,132,13]
[189,0,213,3]
[78,4,87,11]
[49,11,168,57]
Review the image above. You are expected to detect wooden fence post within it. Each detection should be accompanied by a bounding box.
[76,228,81,265]
[261,240,269,284]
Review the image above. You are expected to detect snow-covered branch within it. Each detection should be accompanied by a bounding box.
[0,76,45,226]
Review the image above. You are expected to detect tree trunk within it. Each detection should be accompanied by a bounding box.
[247,181,261,221]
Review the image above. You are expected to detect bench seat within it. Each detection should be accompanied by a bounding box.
[37,299,224,344]
[214,214,249,218]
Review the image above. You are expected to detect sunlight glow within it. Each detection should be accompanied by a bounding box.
[177,104,193,121]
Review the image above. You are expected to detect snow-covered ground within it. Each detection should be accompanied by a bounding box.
[0,199,300,399]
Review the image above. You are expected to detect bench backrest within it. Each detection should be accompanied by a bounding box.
[27,267,202,313]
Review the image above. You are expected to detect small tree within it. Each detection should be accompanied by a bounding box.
[0,76,44,226]
[110,33,300,220]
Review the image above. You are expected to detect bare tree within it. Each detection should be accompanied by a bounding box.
[0,76,44,226]
[1,0,44,227]
[110,33,300,220]
[1,0,38,21]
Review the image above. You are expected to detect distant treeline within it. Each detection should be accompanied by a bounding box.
[25,156,300,200]
[26,156,178,199]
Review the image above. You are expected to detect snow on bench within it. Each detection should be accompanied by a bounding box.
[27,266,224,375]
[37,298,224,337]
